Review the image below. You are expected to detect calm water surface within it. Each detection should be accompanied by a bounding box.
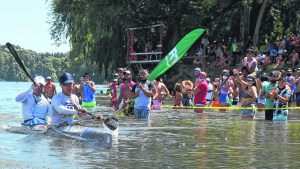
[1,82,300,168]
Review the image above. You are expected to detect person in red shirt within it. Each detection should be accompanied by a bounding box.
[44,76,57,99]
[193,71,208,113]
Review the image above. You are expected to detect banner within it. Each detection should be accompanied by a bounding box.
[147,28,206,81]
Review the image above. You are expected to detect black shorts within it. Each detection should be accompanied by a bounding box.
[265,109,274,120]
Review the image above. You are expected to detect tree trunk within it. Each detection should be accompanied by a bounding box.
[253,0,269,48]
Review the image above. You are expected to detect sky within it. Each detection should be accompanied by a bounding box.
[0,0,70,53]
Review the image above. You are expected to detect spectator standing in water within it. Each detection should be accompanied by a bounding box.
[152,76,172,110]
[44,76,57,99]
[131,69,156,119]
[192,71,208,113]
[261,71,279,120]
[80,73,96,112]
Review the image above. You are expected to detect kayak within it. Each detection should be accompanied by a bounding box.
[5,124,113,148]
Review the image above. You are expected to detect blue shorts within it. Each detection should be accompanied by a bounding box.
[219,93,229,104]
[134,107,150,119]
[23,118,47,126]
[241,109,256,117]
[241,104,256,117]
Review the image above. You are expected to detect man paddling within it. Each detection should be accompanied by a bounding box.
[15,76,51,126]
[51,72,119,131]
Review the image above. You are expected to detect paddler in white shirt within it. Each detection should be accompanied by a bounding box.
[15,76,51,126]
[51,72,98,125]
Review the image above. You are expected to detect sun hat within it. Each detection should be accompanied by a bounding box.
[59,72,74,84]
[181,80,194,89]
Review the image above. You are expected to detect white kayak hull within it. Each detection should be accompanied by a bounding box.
[5,124,113,148]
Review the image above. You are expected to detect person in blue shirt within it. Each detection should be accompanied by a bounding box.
[131,69,156,119]
[15,76,51,126]
[80,73,96,112]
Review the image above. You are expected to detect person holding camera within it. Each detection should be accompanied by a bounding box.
[261,71,279,120]
[79,73,96,112]
[131,69,156,119]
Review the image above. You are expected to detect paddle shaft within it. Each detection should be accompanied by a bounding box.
[69,98,100,120]
[6,42,49,101]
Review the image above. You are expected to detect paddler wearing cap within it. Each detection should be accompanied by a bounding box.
[51,72,103,125]
[15,76,51,126]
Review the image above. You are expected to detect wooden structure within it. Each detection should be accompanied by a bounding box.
[127,24,164,70]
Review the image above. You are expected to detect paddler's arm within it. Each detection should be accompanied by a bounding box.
[52,98,78,115]
[15,87,33,102]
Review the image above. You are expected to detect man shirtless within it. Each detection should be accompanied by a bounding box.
[44,76,57,99]
[152,76,172,110]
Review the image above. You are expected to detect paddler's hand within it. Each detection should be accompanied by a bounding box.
[79,108,88,114]
[31,83,41,90]
[96,114,104,121]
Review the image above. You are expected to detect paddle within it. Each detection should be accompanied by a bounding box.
[69,98,119,131]
[6,42,50,101]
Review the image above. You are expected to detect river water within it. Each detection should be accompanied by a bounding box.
[1,82,300,168]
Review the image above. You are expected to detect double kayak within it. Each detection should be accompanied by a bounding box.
[4,124,114,149]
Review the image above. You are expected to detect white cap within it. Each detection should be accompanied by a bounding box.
[34,76,45,85]
[46,76,51,80]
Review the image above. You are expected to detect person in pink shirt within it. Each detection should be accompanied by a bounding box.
[118,70,135,108]
[193,71,208,113]
[109,74,119,110]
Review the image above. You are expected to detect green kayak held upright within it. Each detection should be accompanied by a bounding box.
[147,28,206,82]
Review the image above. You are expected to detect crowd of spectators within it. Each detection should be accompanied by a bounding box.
[194,34,300,70]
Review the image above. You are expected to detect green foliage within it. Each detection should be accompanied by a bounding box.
[0,44,101,82]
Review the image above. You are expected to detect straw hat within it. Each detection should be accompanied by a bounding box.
[181,80,194,89]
